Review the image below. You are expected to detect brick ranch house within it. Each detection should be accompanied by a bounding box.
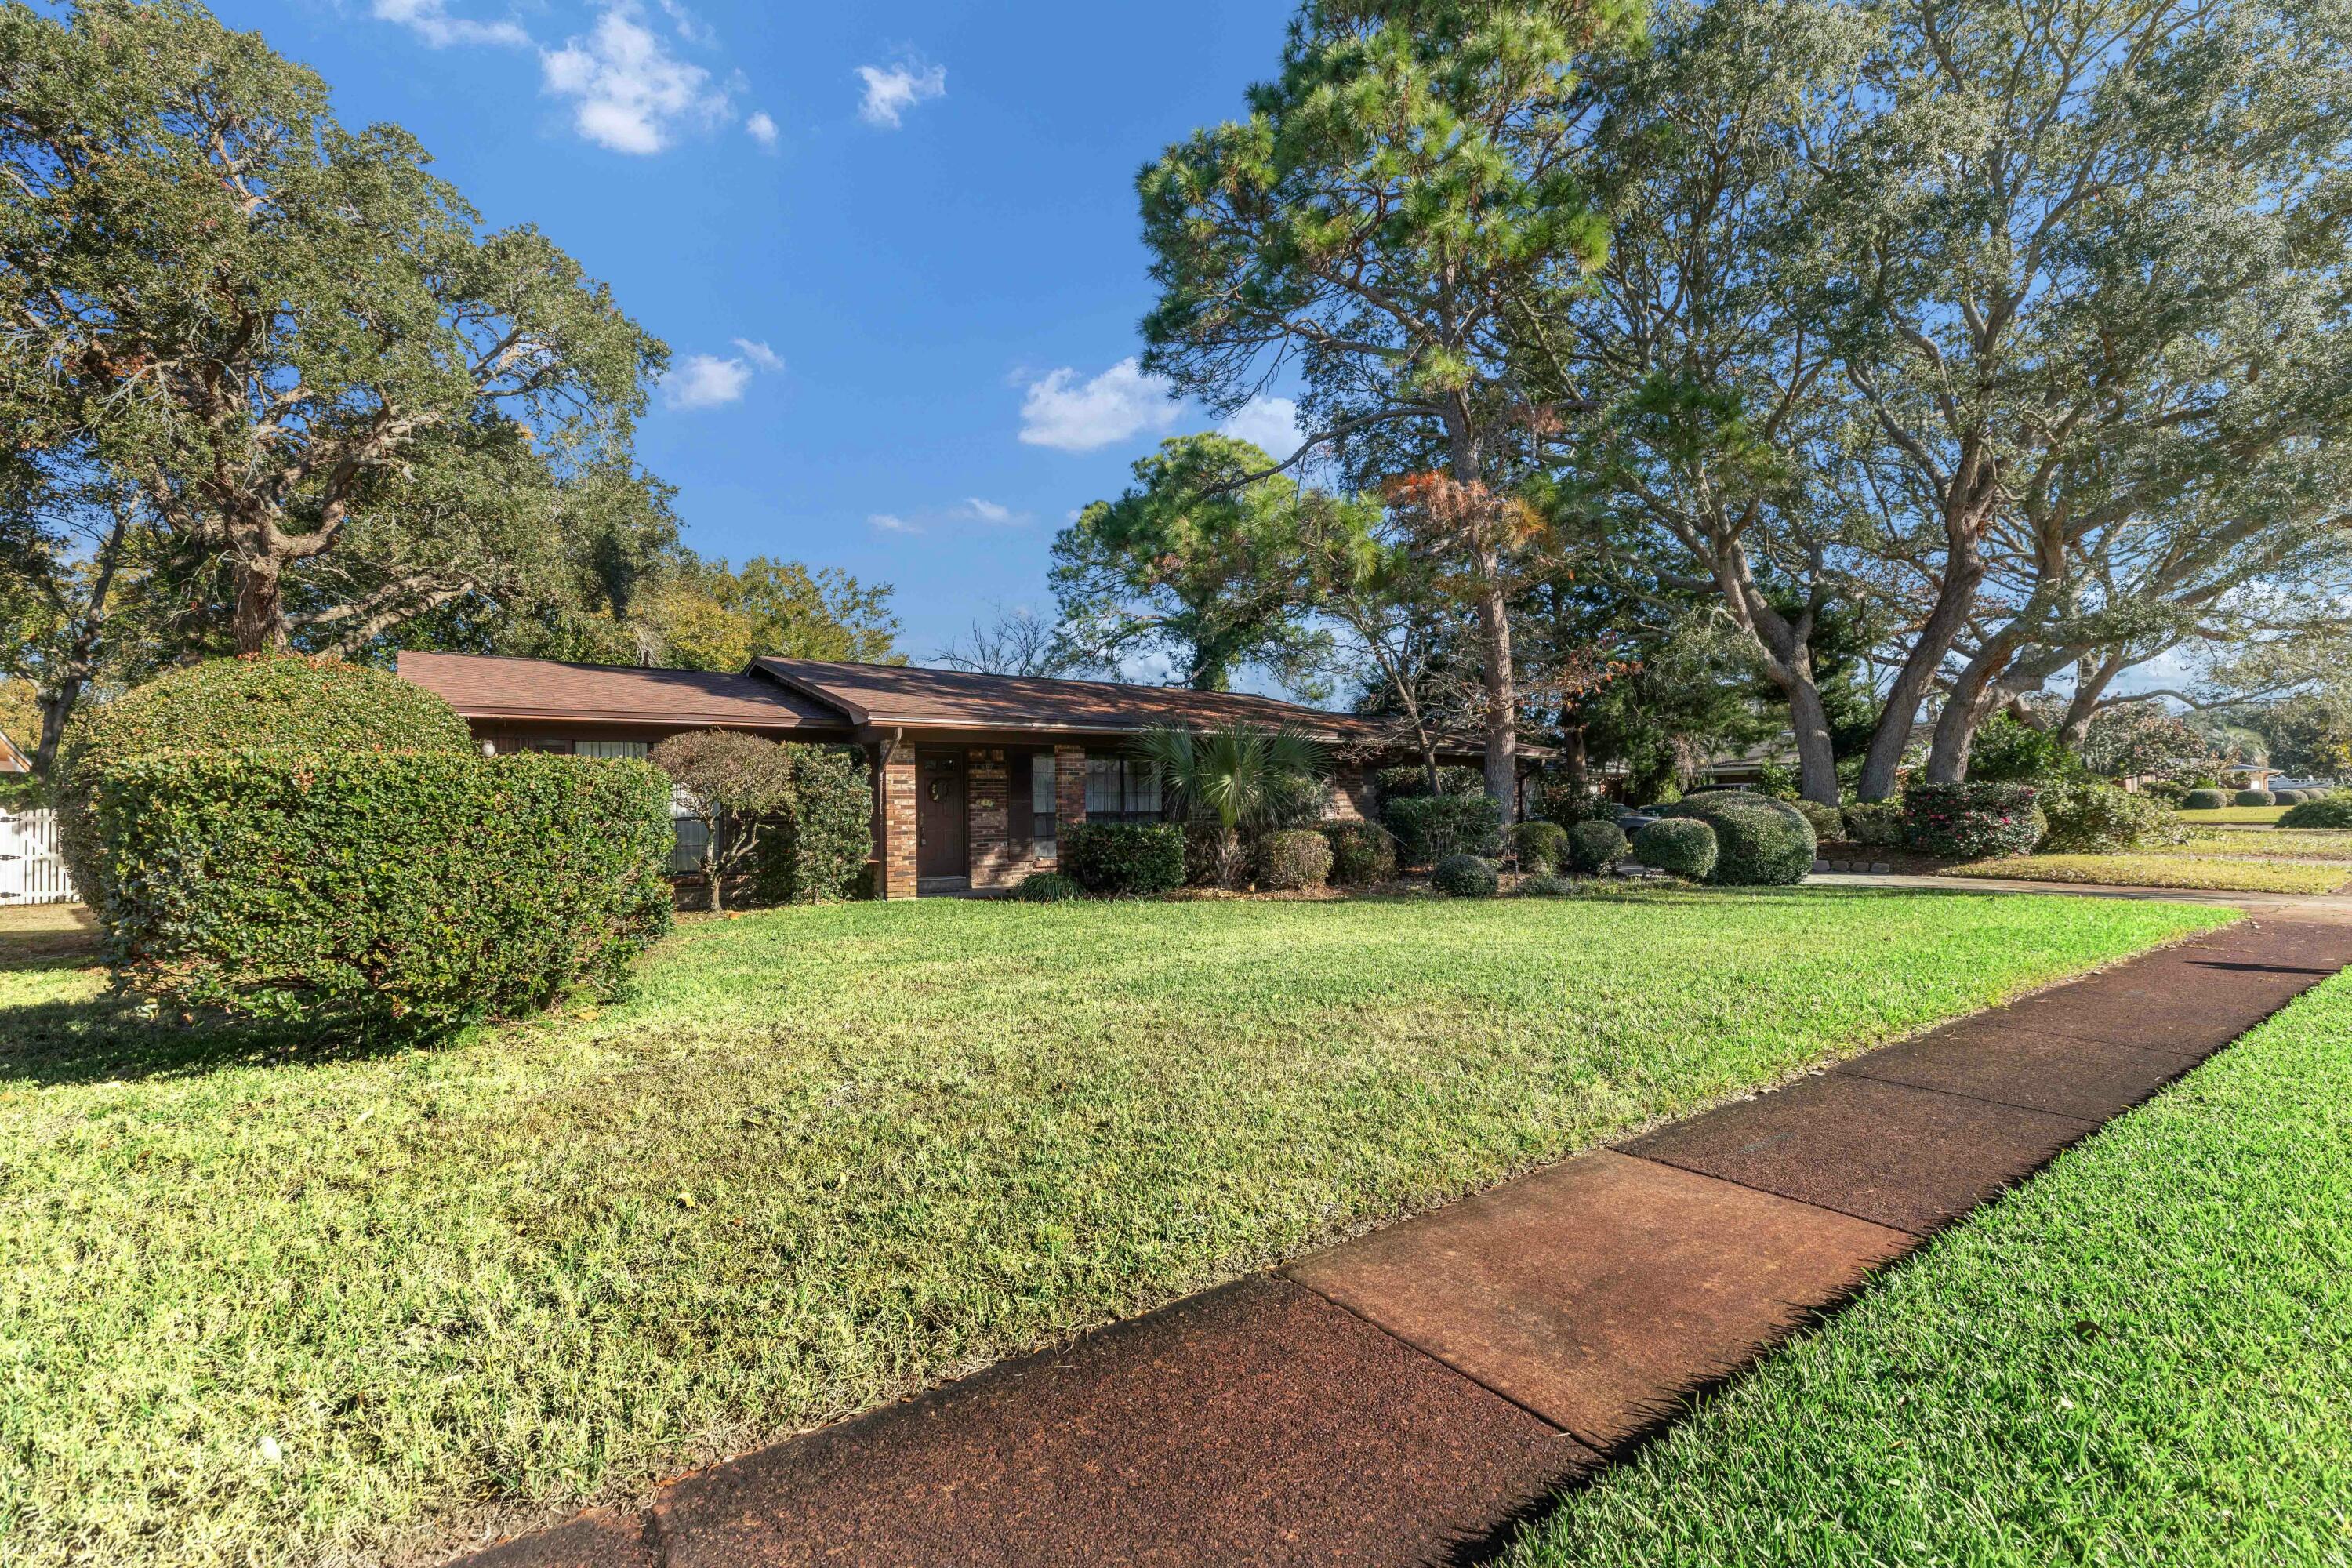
[397,652,1523,899]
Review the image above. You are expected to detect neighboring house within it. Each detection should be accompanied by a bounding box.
[397,652,1513,898]
[0,728,31,775]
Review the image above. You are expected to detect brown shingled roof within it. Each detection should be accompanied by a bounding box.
[396,652,848,730]
[752,657,1390,740]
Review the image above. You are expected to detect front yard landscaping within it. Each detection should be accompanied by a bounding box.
[2174,804,2291,825]
[0,891,2227,1567]
[1499,953,2352,1566]
[1947,851,2350,895]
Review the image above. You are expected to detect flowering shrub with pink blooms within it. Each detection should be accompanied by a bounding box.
[1900,782,2047,859]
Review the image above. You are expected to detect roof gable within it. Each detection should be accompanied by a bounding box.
[397,652,850,729]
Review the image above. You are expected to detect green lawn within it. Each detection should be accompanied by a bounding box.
[1500,956,2352,1566]
[2172,829,2352,862]
[2174,804,2290,825]
[1949,852,2349,895]
[0,891,2228,1567]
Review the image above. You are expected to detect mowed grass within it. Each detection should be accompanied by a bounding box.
[0,891,2227,1567]
[1950,852,2348,895]
[1500,956,2352,1566]
[2174,804,2290,825]
[2172,828,2352,862]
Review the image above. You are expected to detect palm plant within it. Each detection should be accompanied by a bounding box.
[1133,720,1330,888]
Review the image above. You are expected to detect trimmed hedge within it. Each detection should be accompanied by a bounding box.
[87,749,672,1032]
[1899,782,2045,860]
[2271,788,2306,806]
[56,653,472,893]
[1383,793,1504,866]
[1011,871,1085,902]
[1632,817,1718,880]
[1256,827,1334,891]
[1792,800,1845,842]
[2037,782,2183,854]
[1513,819,1569,873]
[1321,821,1398,886]
[1060,822,1185,896]
[1517,872,1577,897]
[2280,796,2352,829]
[1566,818,1628,874]
[749,744,873,904]
[2234,789,2278,808]
[1661,793,1816,886]
[2183,788,2229,810]
[1431,853,1499,898]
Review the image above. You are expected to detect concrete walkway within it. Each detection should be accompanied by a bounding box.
[456,914,2352,1568]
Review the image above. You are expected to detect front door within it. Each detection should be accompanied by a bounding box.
[916,751,967,881]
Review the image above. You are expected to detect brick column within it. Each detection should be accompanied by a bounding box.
[1330,764,1370,822]
[1054,744,1087,836]
[880,745,918,900]
[967,747,1017,889]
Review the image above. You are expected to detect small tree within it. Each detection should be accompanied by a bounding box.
[649,731,795,912]
[1133,720,1327,889]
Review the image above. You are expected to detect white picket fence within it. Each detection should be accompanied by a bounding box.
[0,808,76,906]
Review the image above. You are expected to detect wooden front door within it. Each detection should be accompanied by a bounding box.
[916,751,967,881]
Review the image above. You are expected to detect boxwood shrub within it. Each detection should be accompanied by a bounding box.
[1632,818,1718,880]
[2270,788,2306,806]
[1843,799,1904,848]
[1899,782,2046,860]
[1566,818,1628,874]
[1512,819,1569,873]
[1060,822,1185,896]
[2280,795,2352,829]
[1256,827,1334,891]
[87,749,673,1033]
[56,653,472,892]
[2183,788,2229,810]
[1321,821,1398,886]
[1792,799,1846,842]
[1517,872,1577,897]
[1382,793,1504,866]
[2234,788,2277,808]
[1011,871,1085,902]
[1430,853,1499,898]
[1661,793,1816,885]
[2036,782,2183,854]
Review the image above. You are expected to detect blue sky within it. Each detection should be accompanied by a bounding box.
[225,0,1307,663]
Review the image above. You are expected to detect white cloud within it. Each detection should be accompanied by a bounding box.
[372,0,528,48]
[1018,358,1181,452]
[543,2,732,154]
[731,337,783,372]
[1219,396,1305,459]
[964,497,1014,524]
[662,352,754,410]
[744,110,779,149]
[856,60,946,128]
[656,0,714,45]
[869,513,919,534]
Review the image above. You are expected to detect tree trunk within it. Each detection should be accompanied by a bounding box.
[1857,558,1980,799]
[702,817,724,913]
[1923,641,2016,784]
[1786,677,1839,806]
[231,560,288,655]
[1474,572,1518,811]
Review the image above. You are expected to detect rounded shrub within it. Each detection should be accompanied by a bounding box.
[1565,818,1628,874]
[1011,871,1085,902]
[1792,800,1845,841]
[1256,828,1335,891]
[1430,854,1499,898]
[1632,818,1718,880]
[1512,819,1569,873]
[1060,822,1185,896]
[56,654,473,895]
[2272,788,2306,806]
[2280,795,2352,829]
[1382,793,1504,866]
[1897,782,2045,861]
[1517,872,1576,897]
[1660,793,1815,885]
[2183,788,2229,811]
[2036,782,2183,854]
[1321,821,1398,886]
[1842,799,1904,849]
[2234,788,2277,808]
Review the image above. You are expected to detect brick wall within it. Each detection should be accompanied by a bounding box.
[967,747,1021,889]
[1330,764,1370,822]
[1055,743,1087,831]
[880,746,918,900]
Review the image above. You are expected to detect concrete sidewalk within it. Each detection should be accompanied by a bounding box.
[456,915,2352,1568]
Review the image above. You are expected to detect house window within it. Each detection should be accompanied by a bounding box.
[1030,752,1058,859]
[575,740,649,760]
[1085,757,1164,822]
